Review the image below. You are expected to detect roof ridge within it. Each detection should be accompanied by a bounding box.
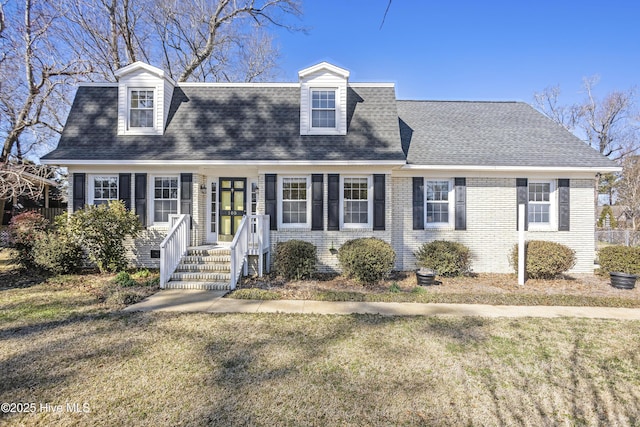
[397,99,521,104]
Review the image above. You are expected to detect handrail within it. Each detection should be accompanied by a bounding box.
[159,214,190,288]
[229,215,249,290]
[229,214,271,289]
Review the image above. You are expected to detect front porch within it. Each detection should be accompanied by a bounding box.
[160,214,270,290]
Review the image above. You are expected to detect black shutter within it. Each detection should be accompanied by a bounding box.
[119,173,131,210]
[265,174,277,230]
[558,179,570,231]
[72,173,86,212]
[311,174,324,230]
[135,173,147,227]
[413,177,424,230]
[454,177,466,231]
[373,174,385,230]
[328,174,340,231]
[516,178,528,231]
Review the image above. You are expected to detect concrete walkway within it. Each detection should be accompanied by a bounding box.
[123,289,640,320]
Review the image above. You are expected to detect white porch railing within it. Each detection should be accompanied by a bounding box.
[159,214,191,288]
[230,214,270,290]
[248,215,271,276]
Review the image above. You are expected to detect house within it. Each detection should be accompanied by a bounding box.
[41,61,619,289]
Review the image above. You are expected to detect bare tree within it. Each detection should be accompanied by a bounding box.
[58,0,301,82]
[0,0,88,215]
[534,77,639,161]
[617,156,640,230]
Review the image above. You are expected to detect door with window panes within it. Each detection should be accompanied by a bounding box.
[218,178,246,242]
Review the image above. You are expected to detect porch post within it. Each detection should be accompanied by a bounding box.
[518,203,526,286]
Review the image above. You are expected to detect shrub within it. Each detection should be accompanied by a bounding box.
[33,232,85,275]
[598,246,640,275]
[61,201,141,273]
[510,240,576,279]
[6,211,49,269]
[414,240,471,277]
[113,271,136,287]
[274,239,317,280]
[337,238,396,285]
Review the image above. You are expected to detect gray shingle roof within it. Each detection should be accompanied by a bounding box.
[397,100,616,168]
[42,85,406,162]
[43,86,616,170]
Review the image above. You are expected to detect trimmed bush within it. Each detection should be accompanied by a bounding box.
[510,240,576,279]
[337,238,396,285]
[274,239,317,280]
[414,240,471,277]
[33,232,85,275]
[6,211,49,269]
[598,246,640,275]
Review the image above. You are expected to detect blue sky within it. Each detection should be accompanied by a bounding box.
[274,0,639,104]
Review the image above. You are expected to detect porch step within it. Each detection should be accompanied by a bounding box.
[181,255,231,264]
[164,281,230,291]
[164,245,233,290]
[175,263,230,272]
[170,272,231,282]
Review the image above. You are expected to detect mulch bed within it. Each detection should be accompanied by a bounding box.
[239,271,640,301]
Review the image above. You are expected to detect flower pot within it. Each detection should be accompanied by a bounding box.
[610,272,637,290]
[416,269,437,286]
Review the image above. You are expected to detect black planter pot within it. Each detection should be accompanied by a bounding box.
[416,269,437,286]
[610,272,637,290]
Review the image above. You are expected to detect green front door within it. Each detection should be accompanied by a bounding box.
[219,178,246,242]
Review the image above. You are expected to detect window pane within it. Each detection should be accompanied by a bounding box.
[427,202,449,223]
[343,178,369,224]
[129,90,154,128]
[154,176,178,221]
[528,204,550,223]
[282,178,308,224]
[312,110,336,128]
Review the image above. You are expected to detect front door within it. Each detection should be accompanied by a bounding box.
[218,178,246,242]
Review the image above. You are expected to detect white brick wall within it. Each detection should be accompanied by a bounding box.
[392,176,596,274]
[70,170,597,274]
[266,173,393,272]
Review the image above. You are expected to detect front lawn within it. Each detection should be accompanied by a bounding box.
[1,276,640,425]
[230,271,640,308]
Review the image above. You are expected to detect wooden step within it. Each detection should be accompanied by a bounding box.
[164,281,230,291]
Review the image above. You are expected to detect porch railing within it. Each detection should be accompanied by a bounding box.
[159,214,190,288]
[230,216,249,290]
[230,214,270,290]
[248,215,271,276]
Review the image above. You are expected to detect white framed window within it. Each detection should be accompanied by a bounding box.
[528,180,556,230]
[425,179,454,228]
[278,176,311,229]
[90,175,118,206]
[153,176,179,224]
[129,89,155,129]
[311,89,336,128]
[341,176,373,229]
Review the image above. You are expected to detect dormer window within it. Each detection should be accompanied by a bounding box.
[298,62,349,136]
[129,89,155,128]
[311,90,336,128]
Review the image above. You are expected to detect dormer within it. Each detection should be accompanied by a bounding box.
[299,62,349,136]
[115,61,175,136]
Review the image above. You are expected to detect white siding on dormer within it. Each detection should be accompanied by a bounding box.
[117,68,174,136]
[299,67,348,136]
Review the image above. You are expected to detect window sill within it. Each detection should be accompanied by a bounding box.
[341,226,374,232]
[425,224,455,231]
[277,226,312,232]
[527,225,557,232]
